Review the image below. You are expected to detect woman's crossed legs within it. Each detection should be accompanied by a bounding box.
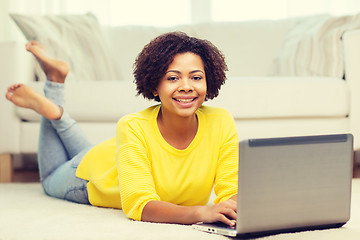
[6,41,93,204]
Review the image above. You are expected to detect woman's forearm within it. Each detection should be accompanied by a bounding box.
[141,200,202,224]
[141,198,237,226]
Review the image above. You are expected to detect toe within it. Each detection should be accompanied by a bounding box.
[5,91,14,101]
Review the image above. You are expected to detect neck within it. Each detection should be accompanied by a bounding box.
[157,108,198,150]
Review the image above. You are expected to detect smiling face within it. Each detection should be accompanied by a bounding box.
[155,52,207,120]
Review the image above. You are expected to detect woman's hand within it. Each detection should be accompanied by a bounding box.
[196,199,237,226]
[141,197,237,226]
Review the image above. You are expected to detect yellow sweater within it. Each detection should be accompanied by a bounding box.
[76,105,238,221]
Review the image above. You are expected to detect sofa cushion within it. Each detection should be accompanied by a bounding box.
[192,20,291,78]
[16,77,349,122]
[15,81,154,122]
[103,25,196,81]
[206,76,349,119]
[104,25,168,81]
[10,12,117,82]
[272,14,360,78]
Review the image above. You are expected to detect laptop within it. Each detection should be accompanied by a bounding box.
[193,134,353,237]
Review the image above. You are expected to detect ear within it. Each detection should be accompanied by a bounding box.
[153,90,158,97]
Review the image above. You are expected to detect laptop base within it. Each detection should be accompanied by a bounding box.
[193,221,346,238]
[236,222,346,238]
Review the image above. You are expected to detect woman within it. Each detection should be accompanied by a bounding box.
[5,32,238,226]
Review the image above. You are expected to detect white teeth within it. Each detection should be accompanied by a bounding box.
[176,98,194,103]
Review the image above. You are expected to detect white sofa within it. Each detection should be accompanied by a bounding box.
[1,14,360,182]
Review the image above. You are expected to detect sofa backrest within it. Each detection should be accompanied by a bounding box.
[191,20,291,78]
[103,19,291,81]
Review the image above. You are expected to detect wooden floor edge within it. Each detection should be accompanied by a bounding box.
[0,154,13,183]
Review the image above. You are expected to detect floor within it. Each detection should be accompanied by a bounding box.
[10,162,360,183]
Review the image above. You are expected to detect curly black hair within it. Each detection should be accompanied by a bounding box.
[133,32,228,102]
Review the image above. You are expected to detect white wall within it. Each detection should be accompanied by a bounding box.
[0,0,11,41]
[2,0,360,41]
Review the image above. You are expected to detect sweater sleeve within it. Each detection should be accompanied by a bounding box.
[214,111,239,204]
[115,116,160,221]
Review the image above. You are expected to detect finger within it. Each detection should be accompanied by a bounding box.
[225,210,237,221]
[220,207,237,221]
[218,214,236,227]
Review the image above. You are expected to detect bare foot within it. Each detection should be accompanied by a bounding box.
[25,41,69,83]
[5,83,62,120]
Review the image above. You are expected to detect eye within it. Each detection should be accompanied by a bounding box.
[192,75,203,81]
[167,76,179,81]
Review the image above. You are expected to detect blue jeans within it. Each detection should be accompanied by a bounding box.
[37,81,93,204]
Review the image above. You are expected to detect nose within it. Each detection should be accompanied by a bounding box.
[178,78,193,92]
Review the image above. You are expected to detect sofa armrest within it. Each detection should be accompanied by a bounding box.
[0,41,34,154]
[343,30,360,150]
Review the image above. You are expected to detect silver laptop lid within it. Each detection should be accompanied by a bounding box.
[237,134,353,234]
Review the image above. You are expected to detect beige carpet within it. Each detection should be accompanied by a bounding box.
[0,180,359,240]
